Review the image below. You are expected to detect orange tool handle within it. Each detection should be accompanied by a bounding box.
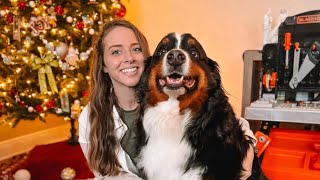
[283,32,291,50]
[295,42,300,50]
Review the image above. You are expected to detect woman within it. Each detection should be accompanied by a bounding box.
[78,19,256,179]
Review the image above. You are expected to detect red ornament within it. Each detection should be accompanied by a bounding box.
[0,103,3,110]
[18,1,26,10]
[46,100,55,109]
[35,105,44,113]
[39,0,47,3]
[9,89,16,97]
[82,90,89,97]
[76,21,85,30]
[19,101,27,108]
[115,3,126,18]
[6,14,13,24]
[54,5,64,16]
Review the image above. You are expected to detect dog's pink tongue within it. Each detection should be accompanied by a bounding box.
[166,76,183,85]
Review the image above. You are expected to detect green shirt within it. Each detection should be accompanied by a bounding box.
[120,107,139,164]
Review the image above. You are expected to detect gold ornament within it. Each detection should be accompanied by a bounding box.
[61,167,76,180]
[31,53,59,94]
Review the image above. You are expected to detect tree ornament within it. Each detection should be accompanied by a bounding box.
[18,1,26,10]
[29,1,36,8]
[9,88,16,97]
[114,3,126,18]
[28,106,34,113]
[0,102,3,110]
[65,45,79,66]
[79,52,89,60]
[29,17,51,37]
[1,53,11,64]
[54,5,64,16]
[0,10,6,16]
[55,108,63,114]
[88,28,95,35]
[19,101,27,108]
[46,99,55,109]
[35,105,43,113]
[66,16,73,23]
[54,42,68,60]
[13,169,31,180]
[6,14,14,24]
[39,0,47,3]
[31,53,59,94]
[75,21,84,30]
[61,167,76,180]
[82,90,89,97]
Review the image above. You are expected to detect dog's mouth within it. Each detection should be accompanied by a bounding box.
[158,73,196,90]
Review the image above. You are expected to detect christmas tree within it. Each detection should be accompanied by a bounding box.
[0,0,126,127]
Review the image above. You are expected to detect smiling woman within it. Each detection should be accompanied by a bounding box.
[78,19,150,179]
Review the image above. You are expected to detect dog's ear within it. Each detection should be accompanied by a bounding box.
[207,58,220,74]
[207,57,222,88]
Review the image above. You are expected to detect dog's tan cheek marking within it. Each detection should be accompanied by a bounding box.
[148,62,169,106]
[179,64,208,114]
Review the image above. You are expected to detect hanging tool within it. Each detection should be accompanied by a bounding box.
[289,41,320,89]
[289,42,300,89]
[283,32,291,69]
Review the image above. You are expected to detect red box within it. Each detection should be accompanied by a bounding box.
[262,128,320,180]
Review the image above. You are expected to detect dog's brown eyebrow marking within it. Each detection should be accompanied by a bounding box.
[187,38,196,45]
[162,37,170,44]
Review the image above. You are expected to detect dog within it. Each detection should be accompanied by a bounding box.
[136,33,258,180]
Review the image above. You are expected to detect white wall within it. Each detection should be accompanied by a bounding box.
[122,0,320,116]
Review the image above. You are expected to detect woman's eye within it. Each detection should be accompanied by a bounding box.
[190,50,199,58]
[111,50,121,55]
[161,49,167,54]
[133,47,142,52]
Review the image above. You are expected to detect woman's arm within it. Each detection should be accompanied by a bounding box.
[238,117,256,179]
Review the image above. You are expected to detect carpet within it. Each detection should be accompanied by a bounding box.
[0,141,95,180]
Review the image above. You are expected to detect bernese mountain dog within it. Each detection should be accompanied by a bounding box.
[136,33,259,180]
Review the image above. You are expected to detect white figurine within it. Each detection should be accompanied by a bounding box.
[263,8,288,46]
[269,9,288,43]
[263,8,272,46]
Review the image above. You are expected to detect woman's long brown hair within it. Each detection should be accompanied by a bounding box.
[88,19,150,176]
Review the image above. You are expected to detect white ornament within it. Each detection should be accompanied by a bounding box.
[55,108,63,114]
[66,16,73,23]
[0,10,6,16]
[88,28,95,35]
[28,106,34,113]
[79,52,89,61]
[55,42,68,60]
[29,1,36,8]
[13,169,31,180]
[65,45,79,66]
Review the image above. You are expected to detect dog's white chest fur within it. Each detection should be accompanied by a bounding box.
[138,98,205,180]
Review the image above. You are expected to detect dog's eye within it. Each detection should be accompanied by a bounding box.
[155,48,167,56]
[161,49,167,54]
[190,50,199,58]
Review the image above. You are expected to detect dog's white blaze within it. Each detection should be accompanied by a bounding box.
[138,98,205,180]
[162,33,191,79]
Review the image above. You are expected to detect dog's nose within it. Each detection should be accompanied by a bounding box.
[167,50,186,68]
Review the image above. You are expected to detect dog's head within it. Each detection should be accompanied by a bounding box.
[139,33,223,113]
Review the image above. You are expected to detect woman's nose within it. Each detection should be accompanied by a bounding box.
[124,51,134,63]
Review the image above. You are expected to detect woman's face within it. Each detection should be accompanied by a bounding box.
[103,26,145,88]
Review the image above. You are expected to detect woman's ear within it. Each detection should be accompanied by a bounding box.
[103,66,108,73]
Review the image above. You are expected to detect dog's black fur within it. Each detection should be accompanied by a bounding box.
[136,33,260,180]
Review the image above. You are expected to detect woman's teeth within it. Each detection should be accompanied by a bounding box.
[121,67,137,73]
